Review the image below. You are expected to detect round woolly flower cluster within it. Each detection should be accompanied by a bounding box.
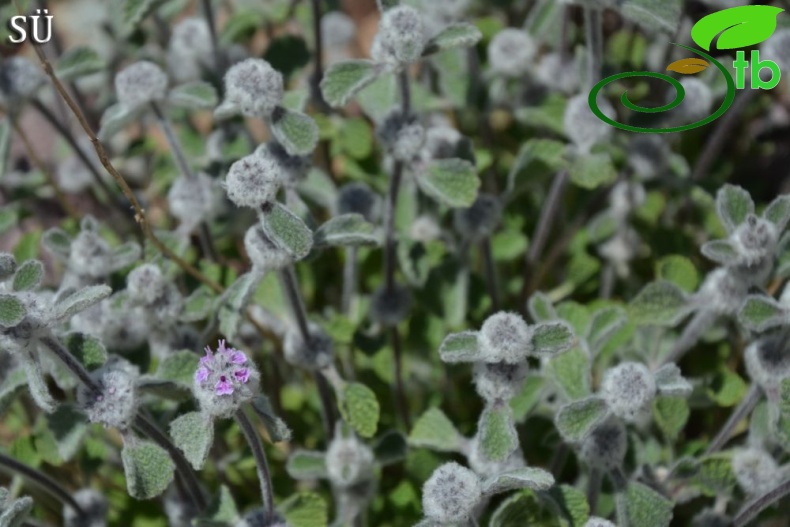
[224,152,284,209]
[256,142,311,188]
[325,434,375,488]
[322,11,355,49]
[487,29,536,78]
[744,336,790,393]
[0,56,46,106]
[478,312,531,364]
[244,224,293,272]
[167,172,218,230]
[337,182,378,221]
[422,462,482,523]
[564,95,615,154]
[194,340,260,418]
[114,61,168,110]
[77,358,140,430]
[283,323,334,370]
[69,226,113,279]
[376,112,426,162]
[454,193,502,241]
[167,17,214,82]
[126,264,184,325]
[472,361,528,403]
[730,214,778,278]
[601,362,656,421]
[222,58,284,117]
[731,448,783,497]
[580,418,627,471]
[371,6,427,66]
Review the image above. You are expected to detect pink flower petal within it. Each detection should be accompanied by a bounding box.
[229,350,247,365]
[217,339,228,354]
[215,376,234,395]
[234,368,250,383]
[195,366,210,383]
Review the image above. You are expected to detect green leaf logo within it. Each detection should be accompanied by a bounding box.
[691,5,784,51]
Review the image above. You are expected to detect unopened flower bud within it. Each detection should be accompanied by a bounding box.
[114,61,168,110]
[371,6,427,66]
[601,362,656,421]
[488,29,535,77]
[422,462,482,523]
[223,59,283,117]
[478,312,532,364]
[77,358,139,430]
[224,153,284,208]
[472,361,528,403]
[0,57,46,106]
[732,447,783,497]
[244,224,293,272]
[580,418,627,471]
[376,112,425,162]
[337,183,378,221]
[454,194,502,241]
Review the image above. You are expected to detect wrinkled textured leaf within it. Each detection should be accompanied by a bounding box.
[656,255,699,293]
[52,285,112,322]
[98,103,140,141]
[625,482,673,527]
[482,467,555,495]
[527,292,557,322]
[530,321,575,357]
[168,81,218,109]
[121,440,176,500]
[338,382,380,438]
[715,184,754,234]
[654,364,692,397]
[478,404,518,463]
[701,240,739,266]
[12,260,42,292]
[629,281,691,327]
[570,153,616,190]
[321,60,380,108]
[271,107,319,156]
[47,404,87,461]
[42,228,72,259]
[218,272,260,341]
[287,450,328,479]
[438,331,484,363]
[738,295,786,332]
[653,396,689,440]
[55,46,105,80]
[763,195,790,232]
[63,332,107,371]
[555,397,608,443]
[423,23,482,55]
[251,394,292,443]
[262,202,314,261]
[417,159,480,208]
[0,294,25,327]
[0,494,33,527]
[586,306,627,355]
[547,347,590,401]
[409,408,465,453]
[313,214,378,248]
[180,287,215,323]
[170,412,214,469]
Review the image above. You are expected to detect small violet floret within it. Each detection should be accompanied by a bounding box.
[195,340,251,396]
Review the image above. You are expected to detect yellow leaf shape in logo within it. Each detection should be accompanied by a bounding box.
[666,58,710,74]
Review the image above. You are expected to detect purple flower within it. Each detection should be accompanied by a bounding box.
[234,368,250,383]
[229,350,248,364]
[195,366,210,383]
[215,375,234,395]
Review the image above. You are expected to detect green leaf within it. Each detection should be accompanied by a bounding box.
[196,485,239,524]
[54,46,105,81]
[545,485,590,527]
[338,383,380,438]
[707,369,747,407]
[527,292,557,322]
[780,379,790,417]
[570,153,616,190]
[489,489,552,526]
[63,332,107,371]
[586,306,627,355]
[279,492,328,527]
[123,0,166,31]
[701,240,739,266]
[763,195,790,231]
[423,22,482,55]
[42,228,72,260]
[409,408,465,453]
[510,375,546,423]
[11,260,42,292]
[22,358,56,413]
[438,331,484,363]
[47,404,87,461]
[531,321,575,357]
[0,209,17,236]
[0,368,27,414]
[507,140,568,195]
[218,272,260,341]
[738,295,786,332]
[180,287,215,323]
[482,467,555,495]
[98,103,140,141]
[0,294,26,327]
[653,364,692,397]
[121,440,176,500]
[373,430,407,466]
[691,5,784,52]
[52,285,112,322]
[320,60,381,108]
[652,397,689,440]
[417,158,480,208]
[695,454,736,496]
[168,81,218,109]
[170,412,214,470]
[313,214,379,248]
[478,404,518,463]
[656,255,699,293]
[110,242,140,270]
[715,184,754,234]
[622,0,683,34]
[262,202,314,261]
[286,450,328,479]
[251,394,292,443]
[555,397,609,443]
[0,494,33,527]
[219,10,265,44]
[547,347,590,401]
[624,482,673,527]
[628,281,691,327]
[270,107,319,156]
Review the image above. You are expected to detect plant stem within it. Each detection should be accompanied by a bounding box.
[235,408,275,518]
[341,247,358,315]
[705,385,761,455]
[0,453,86,517]
[201,0,223,73]
[391,326,411,428]
[733,476,790,527]
[481,237,500,312]
[314,371,336,439]
[662,310,717,366]
[587,468,602,516]
[310,0,329,111]
[584,7,603,87]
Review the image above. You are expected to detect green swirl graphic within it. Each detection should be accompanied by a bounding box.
[588,43,736,133]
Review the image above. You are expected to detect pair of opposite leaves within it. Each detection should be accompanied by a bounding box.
[665,5,784,75]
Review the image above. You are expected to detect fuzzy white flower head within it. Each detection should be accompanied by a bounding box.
[422,462,482,523]
[325,434,375,488]
[69,221,113,278]
[244,223,293,272]
[584,518,616,527]
[0,56,46,106]
[222,58,283,117]
[478,312,532,364]
[283,322,335,370]
[322,12,356,48]
[472,361,528,403]
[488,29,536,78]
[369,284,412,326]
[64,488,108,527]
[564,95,615,154]
[127,264,167,306]
[731,214,778,268]
[371,6,427,66]
[168,172,218,229]
[732,447,783,497]
[744,336,790,393]
[580,418,627,470]
[114,61,168,110]
[337,182,378,221]
[224,152,284,208]
[167,17,214,82]
[194,340,260,419]
[376,112,425,162]
[77,358,140,430]
[601,362,656,421]
[454,194,502,241]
